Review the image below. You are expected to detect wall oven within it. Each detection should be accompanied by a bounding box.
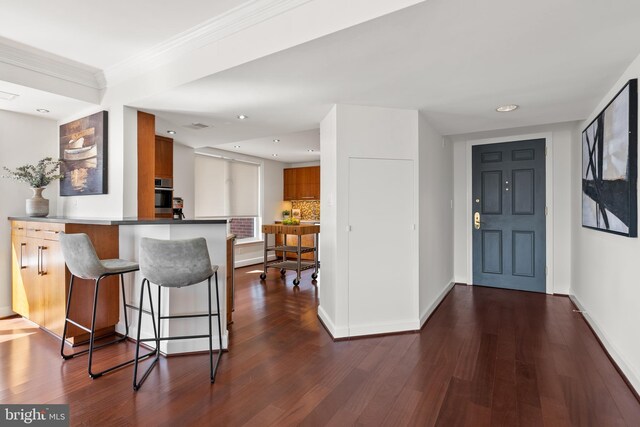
[155,178,173,215]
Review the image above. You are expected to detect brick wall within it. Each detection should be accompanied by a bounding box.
[229,217,255,239]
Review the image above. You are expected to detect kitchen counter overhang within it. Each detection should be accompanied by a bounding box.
[8,216,227,226]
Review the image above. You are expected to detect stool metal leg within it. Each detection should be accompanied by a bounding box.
[208,277,213,382]
[212,271,223,383]
[60,272,155,379]
[60,274,76,360]
[133,279,160,391]
[133,272,224,390]
[120,274,130,338]
[87,276,102,378]
[61,274,127,359]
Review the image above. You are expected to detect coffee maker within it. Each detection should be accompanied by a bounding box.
[172,197,185,220]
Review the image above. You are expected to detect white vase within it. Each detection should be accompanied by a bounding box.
[26,187,49,217]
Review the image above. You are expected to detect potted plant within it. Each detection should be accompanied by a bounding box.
[282,210,291,220]
[2,157,63,217]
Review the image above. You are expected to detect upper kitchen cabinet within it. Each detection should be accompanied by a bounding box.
[137,111,174,218]
[155,135,174,178]
[283,166,320,200]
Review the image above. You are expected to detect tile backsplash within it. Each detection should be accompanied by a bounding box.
[291,200,320,220]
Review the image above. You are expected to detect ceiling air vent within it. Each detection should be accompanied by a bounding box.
[184,122,210,130]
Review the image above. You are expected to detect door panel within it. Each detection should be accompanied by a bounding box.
[512,169,535,214]
[512,231,535,277]
[481,230,503,274]
[481,171,502,214]
[348,158,414,330]
[472,139,546,292]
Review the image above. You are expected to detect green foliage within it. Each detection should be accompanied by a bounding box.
[2,157,64,188]
[282,210,291,216]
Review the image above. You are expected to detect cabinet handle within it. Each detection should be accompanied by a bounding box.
[300,196,315,199]
[39,246,48,276]
[36,246,41,275]
[20,243,26,269]
[43,230,59,235]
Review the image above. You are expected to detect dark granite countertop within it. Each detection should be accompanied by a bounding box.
[8,216,228,226]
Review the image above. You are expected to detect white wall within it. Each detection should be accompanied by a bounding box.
[0,111,58,316]
[571,53,640,393]
[319,104,421,338]
[319,106,338,330]
[173,142,195,219]
[448,121,576,295]
[56,104,133,219]
[418,113,454,324]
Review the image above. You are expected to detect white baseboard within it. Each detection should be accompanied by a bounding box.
[569,294,640,395]
[420,280,455,327]
[348,319,421,338]
[317,305,349,339]
[235,254,276,268]
[0,306,14,318]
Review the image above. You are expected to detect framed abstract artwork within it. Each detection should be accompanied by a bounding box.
[59,111,108,196]
[582,79,637,237]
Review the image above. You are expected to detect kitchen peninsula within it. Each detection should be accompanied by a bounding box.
[8,216,229,355]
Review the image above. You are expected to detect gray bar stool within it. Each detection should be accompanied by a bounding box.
[58,232,156,378]
[132,237,223,391]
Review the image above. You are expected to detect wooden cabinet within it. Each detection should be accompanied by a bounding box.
[155,135,174,179]
[137,111,174,219]
[283,168,296,201]
[11,223,42,325]
[283,166,320,200]
[137,111,156,219]
[11,221,120,343]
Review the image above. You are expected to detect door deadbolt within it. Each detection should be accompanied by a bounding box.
[474,212,481,229]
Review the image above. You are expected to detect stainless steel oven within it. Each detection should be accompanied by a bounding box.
[155,178,173,214]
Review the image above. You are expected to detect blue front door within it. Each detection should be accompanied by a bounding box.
[472,139,546,293]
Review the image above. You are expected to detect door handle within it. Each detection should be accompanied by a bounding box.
[20,243,26,269]
[37,246,41,275]
[474,212,481,230]
[40,246,48,275]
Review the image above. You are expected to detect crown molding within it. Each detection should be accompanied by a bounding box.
[100,0,313,87]
[0,37,102,90]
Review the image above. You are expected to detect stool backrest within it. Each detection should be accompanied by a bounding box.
[139,237,213,287]
[59,232,104,280]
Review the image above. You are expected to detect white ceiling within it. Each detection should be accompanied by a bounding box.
[134,0,640,139]
[0,0,247,70]
[0,81,95,120]
[154,112,319,163]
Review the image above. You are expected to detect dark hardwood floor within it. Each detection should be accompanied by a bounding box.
[1,266,639,426]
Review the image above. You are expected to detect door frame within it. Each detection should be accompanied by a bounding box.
[465,132,554,294]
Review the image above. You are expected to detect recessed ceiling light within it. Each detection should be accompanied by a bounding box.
[36,109,50,113]
[0,91,19,101]
[273,139,280,143]
[272,154,278,157]
[167,130,176,135]
[237,114,248,120]
[234,145,241,148]
[496,104,519,112]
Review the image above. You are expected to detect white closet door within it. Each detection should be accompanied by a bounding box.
[348,158,415,334]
